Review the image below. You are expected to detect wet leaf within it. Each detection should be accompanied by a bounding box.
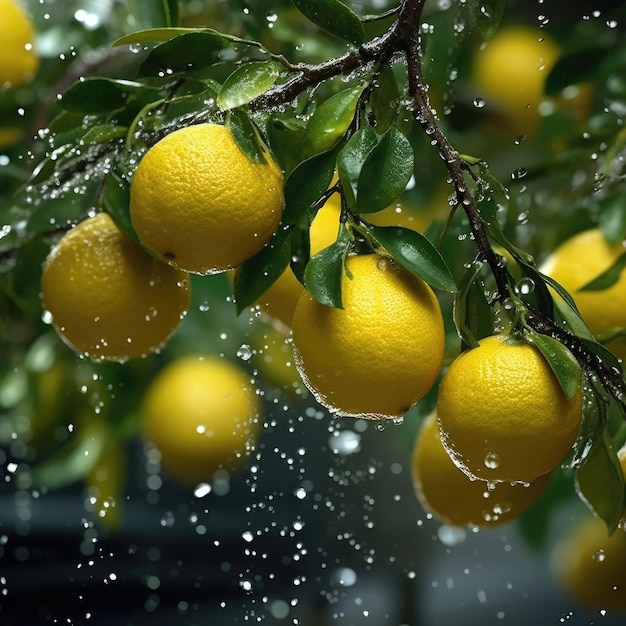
[218,61,284,110]
[454,262,493,349]
[369,225,457,293]
[575,425,625,533]
[545,48,609,95]
[60,78,155,115]
[234,225,293,315]
[227,109,268,164]
[599,195,626,244]
[81,125,127,145]
[129,0,178,29]
[303,85,364,158]
[467,0,505,39]
[303,227,350,308]
[137,31,228,77]
[355,125,414,214]
[291,0,365,45]
[579,251,626,292]
[114,27,199,46]
[101,170,140,246]
[530,332,581,400]
[369,63,401,134]
[336,125,379,207]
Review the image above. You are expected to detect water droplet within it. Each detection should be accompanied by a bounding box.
[516,277,535,295]
[236,344,253,361]
[592,549,606,562]
[437,525,467,546]
[328,430,361,455]
[484,453,500,469]
[473,97,486,109]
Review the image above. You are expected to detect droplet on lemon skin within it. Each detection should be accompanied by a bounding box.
[411,412,551,528]
[291,253,445,420]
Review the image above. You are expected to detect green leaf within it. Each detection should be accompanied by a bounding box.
[114,27,207,46]
[60,78,154,115]
[234,226,293,315]
[453,262,493,349]
[218,61,283,110]
[545,48,609,95]
[370,63,401,134]
[530,332,582,400]
[137,31,228,77]
[355,125,414,213]
[291,0,365,45]
[336,125,379,207]
[303,85,364,158]
[128,0,177,29]
[579,252,626,292]
[101,171,140,246]
[599,194,626,244]
[575,425,625,533]
[369,225,457,293]
[227,109,268,165]
[303,228,350,308]
[467,0,505,39]
[282,149,338,226]
[81,125,128,145]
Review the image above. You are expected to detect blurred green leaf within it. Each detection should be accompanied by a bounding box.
[218,61,284,110]
[579,252,626,292]
[545,48,609,95]
[575,425,625,533]
[467,0,505,39]
[337,125,379,207]
[227,109,268,165]
[60,79,157,115]
[369,225,457,293]
[599,194,626,244]
[530,332,582,400]
[355,124,414,213]
[137,32,228,77]
[304,227,350,308]
[291,0,365,45]
[303,85,364,158]
[128,0,178,29]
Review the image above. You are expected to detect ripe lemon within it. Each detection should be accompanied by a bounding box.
[256,195,341,329]
[291,253,445,419]
[412,412,551,527]
[437,334,583,483]
[129,123,284,275]
[540,228,626,360]
[619,444,626,526]
[552,515,626,612]
[472,26,560,136]
[0,0,39,90]
[141,355,262,484]
[41,213,190,362]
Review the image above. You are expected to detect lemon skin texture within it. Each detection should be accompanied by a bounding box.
[472,26,560,136]
[0,0,39,89]
[41,213,190,362]
[129,123,284,275]
[142,356,262,484]
[412,412,551,527]
[552,516,626,612]
[256,195,341,329]
[437,334,583,484]
[291,253,445,420]
[541,228,626,360]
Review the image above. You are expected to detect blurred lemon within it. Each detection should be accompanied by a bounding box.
[0,0,39,89]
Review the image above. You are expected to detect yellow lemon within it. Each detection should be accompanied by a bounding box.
[540,228,626,360]
[41,213,190,361]
[437,334,583,483]
[552,515,626,612]
[256,194,341,329]
[129,123,284,275]
[0,0,39,89]
[412,411,551,527]
[291,253,445,419]
[472,26,560,136]
[142,355,262,484]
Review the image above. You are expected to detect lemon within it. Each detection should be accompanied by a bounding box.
[540,228,626,360]
[291,253,445,419]
[472,26,560,136]
[129,123,284,275]
[412,412,551,527]
[552,515,626,612]
[437,334,583,483]
[0,0,39,90]
[256,194,341,329]
[619,444,626,526]
[41,213,190,362]
[141,355,262,484]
